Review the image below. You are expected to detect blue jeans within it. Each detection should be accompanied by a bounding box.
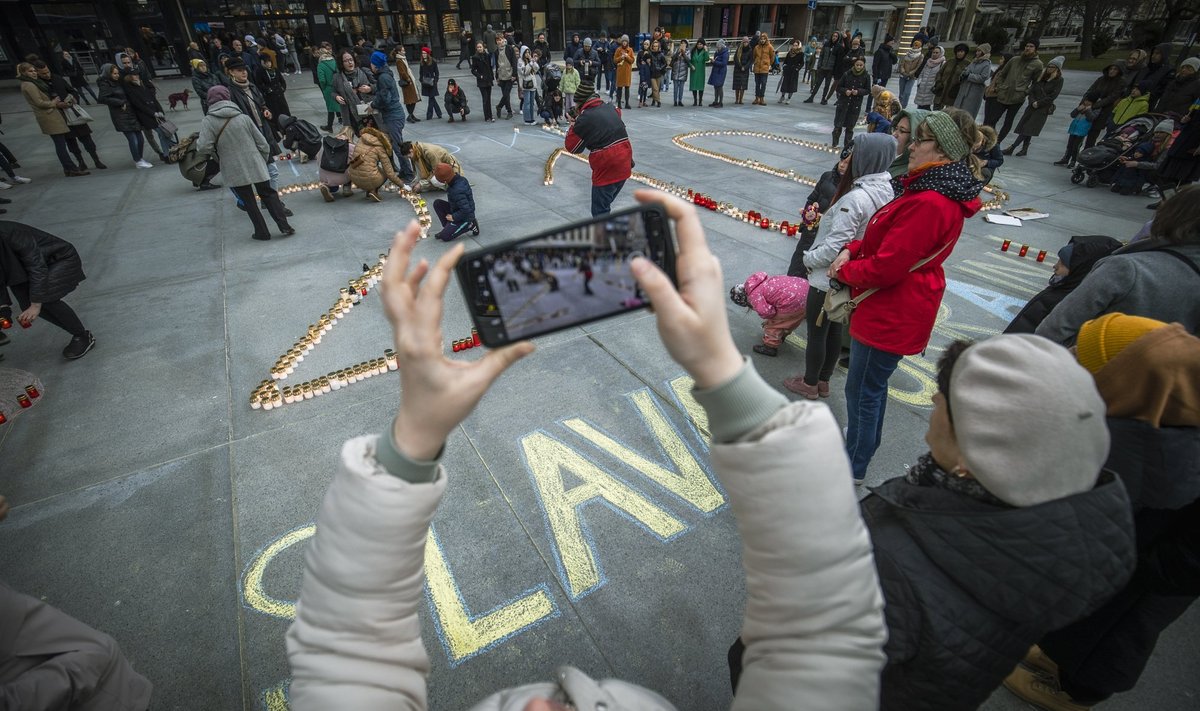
[591,180,625,216]
[123,131,145,161]
[522,89,536,123]
[897,75,915,108]
[605,68,616,95]
[844,337,903,481]
[673,79,685,104]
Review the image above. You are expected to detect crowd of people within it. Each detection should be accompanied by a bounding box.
[2,22,1199,711]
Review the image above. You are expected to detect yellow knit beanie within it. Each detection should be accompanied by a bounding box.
[1076,313,1168,374]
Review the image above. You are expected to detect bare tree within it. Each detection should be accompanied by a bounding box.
[1080,0,1141,58]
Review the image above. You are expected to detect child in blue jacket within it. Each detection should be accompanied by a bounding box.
[1055,95,1095,168]
[431,162,479,241]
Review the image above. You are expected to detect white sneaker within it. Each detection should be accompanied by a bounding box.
[11,176,31,184]
[135,159,153,169]
[0,180,10,190]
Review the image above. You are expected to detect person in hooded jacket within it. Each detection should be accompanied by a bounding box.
[430,162,478,241]
[1152,57,1200,117]
[1005,315,1200,711]
[1141,43,1174,101]
[784,134,896,400]
[0,221,94,359]
[1036,185,1200,343]
[787,149,851,279]
[1121,48,1150,93]
[347,126,405,202]
[828,110,983,483]
[1005,57,1065,156]
[97,63,151,167]
[1004,236,1123,334]
[283,192,890,711]
[1082,63,1129,148]
[197,85,293,240]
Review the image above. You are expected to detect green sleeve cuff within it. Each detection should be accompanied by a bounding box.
[375,417,443,483]
[692,359,790,443]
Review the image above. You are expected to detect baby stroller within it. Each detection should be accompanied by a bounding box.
[1070,114,1166,188]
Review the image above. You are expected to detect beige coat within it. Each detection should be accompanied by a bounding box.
[286,366,887,710]
[20,81,69,136]
[410,142,462,182]
[348,127,402,192]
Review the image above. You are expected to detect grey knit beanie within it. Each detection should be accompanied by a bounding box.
[948,335,1109,507]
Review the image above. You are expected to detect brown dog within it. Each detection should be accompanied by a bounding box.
[168,88,190,110]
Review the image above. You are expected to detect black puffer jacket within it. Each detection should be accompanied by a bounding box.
[1005,235,1122,334]
[1105,420,1200,514]
[0,221,86,303]
[96,68,141,133]
[863,472,1136,711]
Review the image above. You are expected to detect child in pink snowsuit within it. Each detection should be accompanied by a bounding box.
[730,271,809,357]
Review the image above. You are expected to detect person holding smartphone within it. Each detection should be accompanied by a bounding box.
[284,191,888,709]
[564,79,632,216]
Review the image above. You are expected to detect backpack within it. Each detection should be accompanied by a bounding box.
[320,135,350,173]
[288,118,322,154]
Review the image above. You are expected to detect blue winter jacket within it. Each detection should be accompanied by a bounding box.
[372,69,406,124]
[446,174,476,224]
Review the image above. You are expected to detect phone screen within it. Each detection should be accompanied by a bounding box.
[457,204,675,346]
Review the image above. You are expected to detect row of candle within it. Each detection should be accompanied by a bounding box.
[0,384,40,425]
[1001,239,1049,262]
[251,351,399,410]
[452,330,482,352]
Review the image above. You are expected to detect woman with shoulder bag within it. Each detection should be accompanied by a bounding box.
[826,111,983,484]
[393,46,422,122]
[39,61,106,171]
[16,62,88,177]
[419,47,443,120]
[332,49,377,135]
[784,133,896,401]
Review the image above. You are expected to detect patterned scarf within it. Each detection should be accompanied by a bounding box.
[892,160,983,202]
[905,453,1010,507]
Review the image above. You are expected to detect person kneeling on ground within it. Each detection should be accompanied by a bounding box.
[0,221,95,359]
[729,271,809,357]
[347,126,405,203]
[278,114,322,162]
[284,191,889,709]
[432,162,479,241]
[400,140,462,194]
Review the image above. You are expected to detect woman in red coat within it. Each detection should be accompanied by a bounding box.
[828,110,983,483]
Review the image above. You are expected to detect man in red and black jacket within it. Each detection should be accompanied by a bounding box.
[564,79,632,215]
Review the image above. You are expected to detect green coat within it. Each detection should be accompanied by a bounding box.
[316,58,340,113]
[690,49,709,92]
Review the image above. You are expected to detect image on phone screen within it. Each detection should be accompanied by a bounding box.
[458,204,675,346]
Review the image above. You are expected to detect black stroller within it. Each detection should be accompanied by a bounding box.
[1070,114,1168,188]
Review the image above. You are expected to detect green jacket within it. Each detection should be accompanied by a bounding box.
[992,53,1044,106]
[690,49,710,92]
[316,58,340,113]
[560,68,580,96]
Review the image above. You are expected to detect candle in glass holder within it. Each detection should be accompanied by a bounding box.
[25,384,40,399]
[18,394,32,408]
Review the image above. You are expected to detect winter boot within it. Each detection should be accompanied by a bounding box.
[1003,143,1018,155]
[87,150,107,169]
[832,128,842,146]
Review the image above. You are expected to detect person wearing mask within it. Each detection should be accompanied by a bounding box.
[469,42,495,123]
[16,62,88,177]
[197,85,293,240]
[493,36,517,119]
[283,193,889,710]
[827,111,983,483]
[1005,56,1065,156]
[778,39,803,105]
[933,43,970,109]
[1007,315,1200,711]
[1153,57,1200,117]
[707,39,728,107]
[751,34,773,105]
[895,38,925,108]
[58,49,96,104]
[1004,236,1123,334]
[191,59,221,114]
[984,39,1044,143]
[833,57,871,148]
[784,134,896,400]
[332,49,377,133]
[868,34,897,113]
[96,63,151,168]
[613,35,635,109]
[0,221,95,359]
[732,36,753,105]
[912,45,945,109]
[954,44,992,119]
[565,79,632,215]
[1036,186,1200,343]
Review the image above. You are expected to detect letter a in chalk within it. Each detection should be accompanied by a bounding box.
[522,431,688,599]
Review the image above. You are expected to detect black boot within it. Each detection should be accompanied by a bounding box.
[699,91,704,106]
[1053,157,1070,166]
[1015,139,1029,157]
[88,151,107,169]
[832,128,842,146]
[1003,143,1017,155]
[73,154,87,172]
